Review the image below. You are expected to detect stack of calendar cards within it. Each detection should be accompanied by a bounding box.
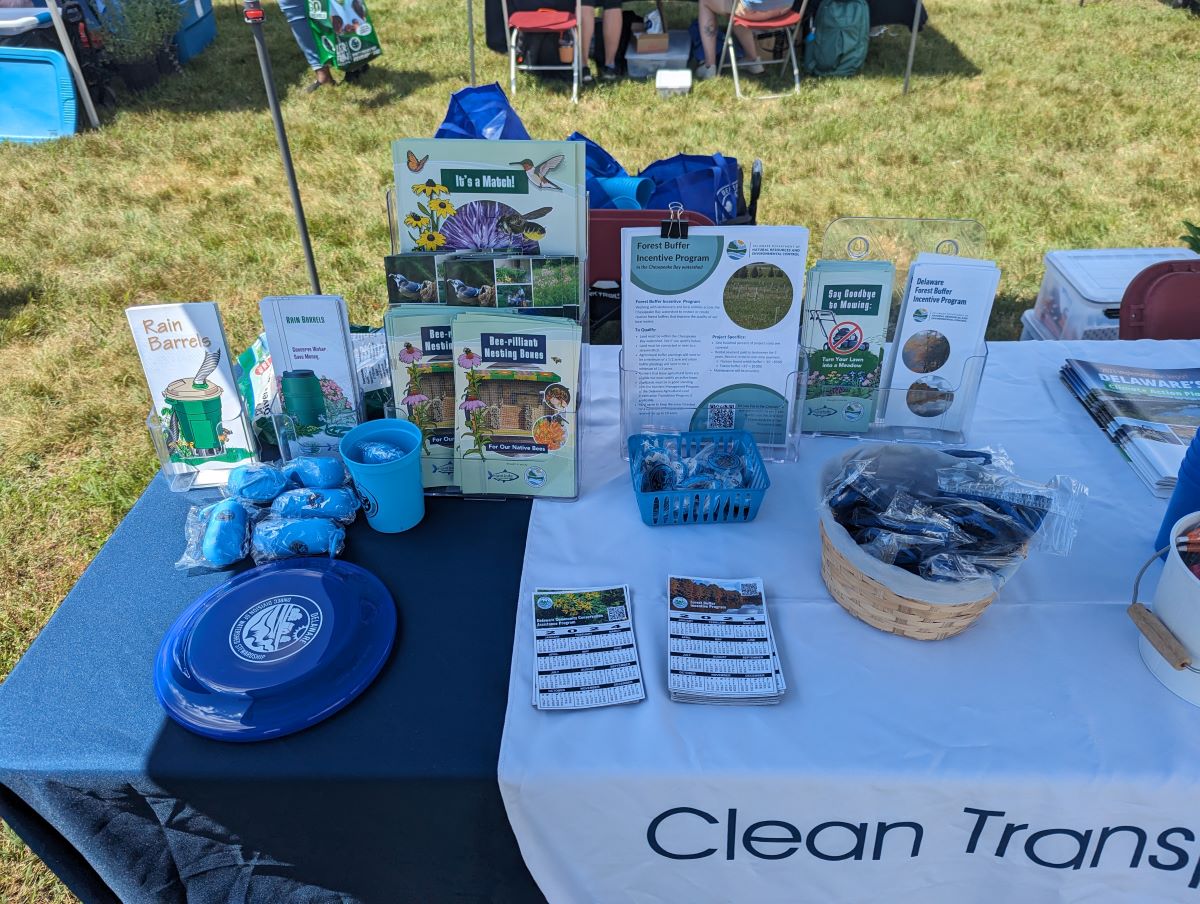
[666,575,786,705]
[531,586,646,710]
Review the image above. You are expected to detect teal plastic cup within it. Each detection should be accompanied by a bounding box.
[339,419,425,533]
[595,175,653,209]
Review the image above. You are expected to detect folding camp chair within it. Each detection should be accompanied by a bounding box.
[717,1,807,100]
[500,0,582,103]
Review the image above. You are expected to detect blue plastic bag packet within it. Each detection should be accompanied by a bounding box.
[642,152,740,224]
[227,463,289,503]
[270,488,360,523]
[283,456,347,489]
[177,498,255,570]
[435,83,531,141]
[252,517,346,563]
[356,440,408,464]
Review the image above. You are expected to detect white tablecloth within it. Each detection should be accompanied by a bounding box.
[500,341,1200,904]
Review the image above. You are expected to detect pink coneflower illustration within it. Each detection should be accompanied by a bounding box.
[403,392,429,406]
[458,349,482,369]
[460,398,486,412]
[398,342,423,364]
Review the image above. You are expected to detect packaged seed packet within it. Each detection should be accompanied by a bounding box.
[307,0,382,71]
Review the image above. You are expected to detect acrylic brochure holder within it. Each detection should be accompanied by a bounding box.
[269,394,359,463]
[382,186,589,501]
[619,350,805,463]
[803,216,990,446]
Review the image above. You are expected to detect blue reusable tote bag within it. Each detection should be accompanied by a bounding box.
[435,83,531,141]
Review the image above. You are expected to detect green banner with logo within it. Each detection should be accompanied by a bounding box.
[308,0,383,71]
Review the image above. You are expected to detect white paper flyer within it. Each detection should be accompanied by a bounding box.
[621,226,809,448]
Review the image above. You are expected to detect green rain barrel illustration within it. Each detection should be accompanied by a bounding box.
[281,369,326,430]
[164,377,225,456]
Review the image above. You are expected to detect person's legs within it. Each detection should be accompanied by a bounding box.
[600,5,622,67]
[277,0,333,86]
[697,0,733,74]
[579,3,596,76]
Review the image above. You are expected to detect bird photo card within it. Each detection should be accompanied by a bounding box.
[392,139,587,260]
[441,255,582,321]
[126,302,258,487]
[385,252,456,304]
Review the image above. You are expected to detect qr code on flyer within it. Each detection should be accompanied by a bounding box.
[606,605,628,622]
[707,403,736,430]
[739,582,759,597]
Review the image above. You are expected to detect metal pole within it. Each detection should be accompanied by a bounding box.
[467,0,477,85]
[44,0,99,129]
[902,0,923,95]
[243,0,321,295]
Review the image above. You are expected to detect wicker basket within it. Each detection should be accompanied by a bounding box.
[819,522,996,641]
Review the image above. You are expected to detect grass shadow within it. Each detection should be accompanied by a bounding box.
[988,292,1031,341]
[0,282,45,324]
[862,24,981,81]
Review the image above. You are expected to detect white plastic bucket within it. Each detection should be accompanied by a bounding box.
[1140,512,1200,705]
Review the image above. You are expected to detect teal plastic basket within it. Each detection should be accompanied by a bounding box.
[628,430,770,526]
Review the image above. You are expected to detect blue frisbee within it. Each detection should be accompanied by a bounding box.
[155,559,396,742]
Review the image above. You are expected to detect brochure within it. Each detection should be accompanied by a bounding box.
[127,303,258,485]
[452,312,582,498]
[666,575,785,705]
[384,305,472,489]
[881,253,998,430]
[392,139,587,259]
[531,586,645,710]
[800,260,895,433]
[621,226,809,449]
[1061,359,1200,496]
[259,295,361,458]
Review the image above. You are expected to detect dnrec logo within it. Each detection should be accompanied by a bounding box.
[230,595,323,662]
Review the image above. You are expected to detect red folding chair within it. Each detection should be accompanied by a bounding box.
[718,2,807,100]
[501,1,582,104]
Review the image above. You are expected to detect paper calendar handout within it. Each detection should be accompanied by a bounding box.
[666,575,786,705]
[531,586,645,710]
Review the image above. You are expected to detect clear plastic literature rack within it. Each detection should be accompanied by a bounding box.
[800,217,991,447]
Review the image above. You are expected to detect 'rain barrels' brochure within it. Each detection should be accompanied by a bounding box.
[126,302,257,485]
[260,295,362,458]
[531,585,645,710]
[392,139,587,259]
[452,312,582,498]
[800,259,895,433]
[881,253,999,430]
[383,305,475,490]
[621,226,809,449]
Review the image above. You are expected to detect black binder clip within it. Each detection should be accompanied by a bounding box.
[660,202,689,239]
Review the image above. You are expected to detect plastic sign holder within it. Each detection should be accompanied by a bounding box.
[799,216,992,446]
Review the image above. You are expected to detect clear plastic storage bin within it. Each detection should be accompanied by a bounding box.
[625,30,690,79]
[1032,248,1199,341]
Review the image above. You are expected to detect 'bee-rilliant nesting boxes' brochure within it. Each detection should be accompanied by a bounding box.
[452,312,582,499]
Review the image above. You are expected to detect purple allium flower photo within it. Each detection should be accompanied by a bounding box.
[440,201,541,255]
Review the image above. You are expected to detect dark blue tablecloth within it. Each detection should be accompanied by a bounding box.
[0,475,544,904]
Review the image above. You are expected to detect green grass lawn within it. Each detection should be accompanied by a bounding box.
[1,0,1197,897]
